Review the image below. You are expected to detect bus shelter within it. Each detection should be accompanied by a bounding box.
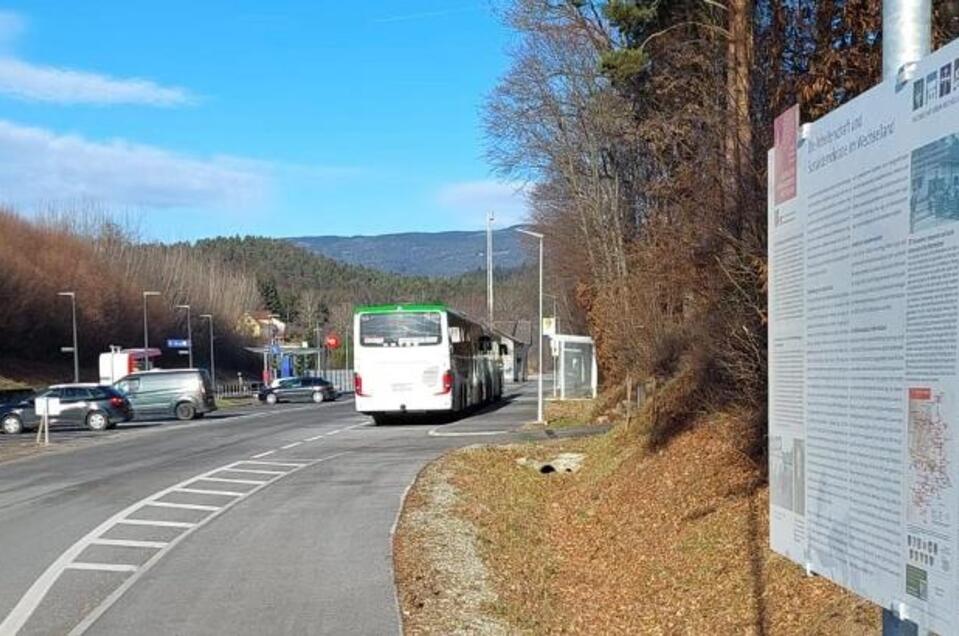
[244,344,354,391]
[551,334,598,399]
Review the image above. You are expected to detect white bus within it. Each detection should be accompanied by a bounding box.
[353,304,504,424]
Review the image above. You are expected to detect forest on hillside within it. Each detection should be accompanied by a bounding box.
[0,212,544,383]
[489,0,959,457]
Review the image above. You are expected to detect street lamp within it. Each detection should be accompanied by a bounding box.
[200,314,215,387]
[57,291,79,382]
[142,291,160,370]
[175,304,193,367]
[516,228,545,424]
[487,210,495,326]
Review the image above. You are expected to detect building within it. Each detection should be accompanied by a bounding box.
[237,311,287,342]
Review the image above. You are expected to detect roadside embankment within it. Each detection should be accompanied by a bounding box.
[394,407,879,634]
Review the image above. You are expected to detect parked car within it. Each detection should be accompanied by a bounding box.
[0,384,132,434]
[114,369,217,421]
[258,376,337,405]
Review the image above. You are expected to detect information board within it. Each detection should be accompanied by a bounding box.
[769,37,959,633]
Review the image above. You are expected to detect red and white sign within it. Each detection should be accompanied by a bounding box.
[325,334,341,350]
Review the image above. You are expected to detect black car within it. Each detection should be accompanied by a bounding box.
[258,377,337,405]
[0,384,133,434]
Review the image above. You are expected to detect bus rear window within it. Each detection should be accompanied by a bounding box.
[360,312,441,347]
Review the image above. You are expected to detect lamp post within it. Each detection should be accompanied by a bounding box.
[175,304,193,367]
[200,314,215,386]
[142,291,160,370]
[487,211,495,326]
[57,291,79,382]
[516,228,544,424]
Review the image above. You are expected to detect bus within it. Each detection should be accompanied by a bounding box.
[353,304,504,424]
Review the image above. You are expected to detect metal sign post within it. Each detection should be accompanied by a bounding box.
[34,396,53,446]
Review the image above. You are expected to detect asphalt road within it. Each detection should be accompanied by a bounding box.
[0,382,543,635]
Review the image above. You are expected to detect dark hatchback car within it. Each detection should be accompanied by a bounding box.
[0,384,133,434]
[258,376,337,405]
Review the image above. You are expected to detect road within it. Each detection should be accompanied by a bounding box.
[0,382,544,635]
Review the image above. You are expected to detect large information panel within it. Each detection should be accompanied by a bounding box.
[769,37,959,634]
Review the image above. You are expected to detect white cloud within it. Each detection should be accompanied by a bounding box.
[0,11,24,50]
[0,57,193,106]
[0,119,266,209]
[436,179,530,225]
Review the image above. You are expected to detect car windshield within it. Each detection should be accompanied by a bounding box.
[359,312,442,347]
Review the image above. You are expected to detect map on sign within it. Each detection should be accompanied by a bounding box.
[768,36,959,635]
[908,388,952,527]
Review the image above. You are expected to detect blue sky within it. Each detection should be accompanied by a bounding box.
[0,1,527,240]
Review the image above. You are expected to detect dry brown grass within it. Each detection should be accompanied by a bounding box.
[395,414,879,635]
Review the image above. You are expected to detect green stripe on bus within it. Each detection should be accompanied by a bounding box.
[354,303,448,314]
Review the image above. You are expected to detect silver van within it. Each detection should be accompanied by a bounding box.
[115,369,217,421]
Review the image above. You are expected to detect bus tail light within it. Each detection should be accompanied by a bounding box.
[437,370,453,395]
[355,373,366,397]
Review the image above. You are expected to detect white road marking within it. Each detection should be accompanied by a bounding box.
[427,428,508,437]
[239,460,307,468]
[304,434,324,441]
[1,454,346,636]
[65,563,139,573]
[280,441,302,449]
[66,452,346,636]
[90,539,168,549]
[144,501,221,512]
[115,519,197,529]
[224,467,285,476]
[199,476,267,485]
[250,450,276,459]
[174,487,245,497]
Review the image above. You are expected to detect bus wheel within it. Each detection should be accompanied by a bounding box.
[372,413,390,426]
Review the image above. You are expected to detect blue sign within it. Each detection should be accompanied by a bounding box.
[166,339,190,349]
[270,344,282,356]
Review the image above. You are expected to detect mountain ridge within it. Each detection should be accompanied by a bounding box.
[288,224,531,277]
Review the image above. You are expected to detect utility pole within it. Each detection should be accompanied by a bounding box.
[883,0,931,82]
[175,304,193,367]
[315,323,322,378]
[881,2,930,634]
[200,314,215,386]
[142,291,160,370]
[487,211,495,327]
[57,292,79,382]
[516,228,545,424]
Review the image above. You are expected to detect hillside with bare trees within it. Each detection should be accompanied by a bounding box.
[0,211,541,385]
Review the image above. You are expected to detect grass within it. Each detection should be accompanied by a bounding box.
[395,412,880,634]
[525,398,604,431]
[216,395,258,409]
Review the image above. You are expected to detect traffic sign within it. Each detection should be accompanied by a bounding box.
[542,317,556,337]
[325,334,341,349]
[166,339,190,349]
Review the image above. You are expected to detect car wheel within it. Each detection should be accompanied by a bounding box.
[312,392,324,404]
[265,393,278,405]
[86,411,109,432]
[1,414,23,435]
[175,402,196,421]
